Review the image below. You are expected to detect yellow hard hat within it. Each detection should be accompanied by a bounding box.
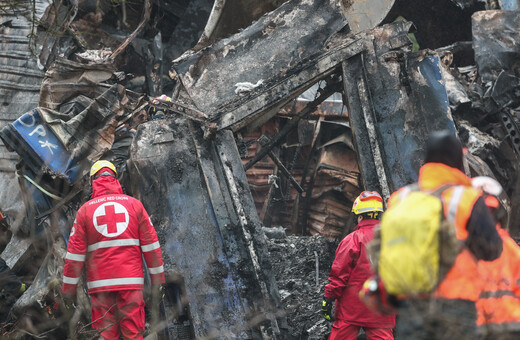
[352,191,384,215]
[90,160,117,179]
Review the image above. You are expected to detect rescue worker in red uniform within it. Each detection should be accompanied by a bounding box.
[62,160,165,340]
[388,131,503,340]
[472,176,520,339]
[322,191,396,340]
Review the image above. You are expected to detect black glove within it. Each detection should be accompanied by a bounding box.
[321,297,334,321]
[152,284,166,301]
[62,294,76,310]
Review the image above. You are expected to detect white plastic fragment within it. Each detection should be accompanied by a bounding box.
[234,80,264,95]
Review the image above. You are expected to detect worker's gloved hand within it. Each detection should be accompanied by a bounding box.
[152,284,166,301]
[62,294,76,310]
[321,297,334,321]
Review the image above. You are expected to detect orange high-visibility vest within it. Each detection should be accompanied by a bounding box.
[476,227,520,332]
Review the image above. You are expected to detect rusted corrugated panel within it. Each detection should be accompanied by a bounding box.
[317,144,359,175]
[312,169,360,201]
[308,193,351,239]
[242,115,362,237]
[306,141,360,239]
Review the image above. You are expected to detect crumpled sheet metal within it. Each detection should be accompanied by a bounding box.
[0,109,81,183]
[10,237,67,318]
[128,117,281,338]
[472,10,520,83]
[0,0,47,118]
[0,0,48,233]
[343,22,456,197]
[441,66,471,110]
[37,58,140,164]
[172,0,349,131]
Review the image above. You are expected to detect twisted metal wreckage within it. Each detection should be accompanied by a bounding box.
[0,0,519,338]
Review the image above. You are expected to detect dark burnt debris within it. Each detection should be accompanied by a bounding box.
[0,0,518,339]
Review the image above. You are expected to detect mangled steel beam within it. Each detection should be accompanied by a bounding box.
[172,0,405,135]
[342,21,457,197]
[194,0,394,52]
[171,0,353,133]
[128,117,281,339]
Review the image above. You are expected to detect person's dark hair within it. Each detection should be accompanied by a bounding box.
[424,130,464,171]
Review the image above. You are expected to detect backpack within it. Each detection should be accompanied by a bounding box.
[369,184,463,297]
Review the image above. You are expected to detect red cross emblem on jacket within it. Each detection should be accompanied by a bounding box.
[93,202,129,237]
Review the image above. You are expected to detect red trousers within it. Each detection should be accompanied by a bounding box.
[329,319,394,340]
[90,290,145,340]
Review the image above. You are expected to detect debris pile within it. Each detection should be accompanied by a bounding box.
[0,0,517,338]
[264,229,337,339]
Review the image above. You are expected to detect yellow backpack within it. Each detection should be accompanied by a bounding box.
[370,184,462,297]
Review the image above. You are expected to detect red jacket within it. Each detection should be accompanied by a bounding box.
[62,176,165,295]
[325,219,395,328]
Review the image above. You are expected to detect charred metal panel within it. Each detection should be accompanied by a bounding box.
[0,0,48,234]
[472,10,520,83]
[10,236,67,318]
[162,0,214,61]
[342,22,456,197]
[0,0,47,130]
[339,0,396,33]
[128,117,280,339]
[195,0,287,50]
[172,0,352,132]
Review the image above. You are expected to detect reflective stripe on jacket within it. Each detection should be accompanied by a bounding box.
[476,227,520,332]
[63,176,165,295]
